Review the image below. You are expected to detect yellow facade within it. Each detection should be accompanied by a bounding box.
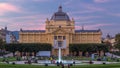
[19,6,102,56]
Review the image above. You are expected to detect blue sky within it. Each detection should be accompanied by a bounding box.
[0,0,120,37]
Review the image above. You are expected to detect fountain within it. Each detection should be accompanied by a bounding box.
[57,45,74,64]
[56,41,74,64]
[58,47,62,62]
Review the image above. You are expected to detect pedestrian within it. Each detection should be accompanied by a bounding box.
[61,64,64,68]
[68,64,70,68]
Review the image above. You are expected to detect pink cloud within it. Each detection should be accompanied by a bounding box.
[74,16,101,21]
[0,13,50,31]
[4,0,51,3]
[12,14,50,21]
[0,3,21,15]
[108,13,120,17]
[75,23,112,30]
[70,10,96,14]
[9,22,45,30]
[94,0,110,3]
[33,0,51,2]
[21,24,45,30]
[84,4,105,11]
[75,25,82,30]
[0,18,10,22]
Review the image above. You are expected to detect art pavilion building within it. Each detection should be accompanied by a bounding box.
[19,6,102,56]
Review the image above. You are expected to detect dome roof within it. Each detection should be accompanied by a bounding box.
[51,6,70,21]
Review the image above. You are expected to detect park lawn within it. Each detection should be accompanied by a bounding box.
[62,56,92,60]
[1,63,120,68]
[0,63,57,68]
[0,57,16,62]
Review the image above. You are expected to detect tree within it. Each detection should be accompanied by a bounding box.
[5,43,19,56]
[115,33,120,51]
[0,38,6,56]
[69,43,109,56]
[4,43,52,56]
[0,38,5,50]
[115,33,120,44]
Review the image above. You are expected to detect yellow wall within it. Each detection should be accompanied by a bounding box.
[19,18,102,56]
[72,32,101,43]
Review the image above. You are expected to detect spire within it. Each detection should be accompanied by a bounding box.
[46,18,49,21]
[5,26,7,30]
[106,33,111,39]
[82,25,84,30]
[58,5,62,12]
[98,28,101,32]
[20,28,23,32]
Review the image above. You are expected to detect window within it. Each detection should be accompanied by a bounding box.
[59,26,61,28]
[58,36,62,39]
[58,41,62,47]
[54,36,57,40]
[63,36,66,40]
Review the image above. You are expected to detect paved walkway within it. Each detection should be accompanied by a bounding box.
[105,52,120,58]
[1,60,119,66]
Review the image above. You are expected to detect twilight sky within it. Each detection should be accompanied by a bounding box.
[0,0,120,37]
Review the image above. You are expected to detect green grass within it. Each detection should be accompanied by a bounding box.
[62,56,91,60]
[0,56,119,62]
[0,57,16,62]
[1,63,120,68]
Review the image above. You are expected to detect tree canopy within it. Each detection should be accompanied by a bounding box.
[115,33,120,50]
[69,43,109,52]
[0,38,5,50]
[4,43,52,55]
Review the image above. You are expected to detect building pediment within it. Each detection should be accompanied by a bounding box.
[52,28,68,34]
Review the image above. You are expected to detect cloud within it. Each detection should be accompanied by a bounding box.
[1,0,52,3]
[8,20,45,30]
[108,13,120,17]
[13,14,50,20]
[23,24,45,30]
[63,0,73,5]
[70,10,96,14]
[84,4,105,11]
[0,14,49,30]
[74,16,101,21]
[0,11,50,30]
[0,3,21,15]
[0,18,10,22]
[93,0,110,3]
[66,2,105,15]
[32,0,52,2]
[75,23,112,30]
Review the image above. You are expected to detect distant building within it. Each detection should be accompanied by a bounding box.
[103,34,115,46]
[0,27,18,43]
[103,34,117,51]
[0,27,7,42]
[19,6,102,56]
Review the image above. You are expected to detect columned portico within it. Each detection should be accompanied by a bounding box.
[53,33,68,56]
